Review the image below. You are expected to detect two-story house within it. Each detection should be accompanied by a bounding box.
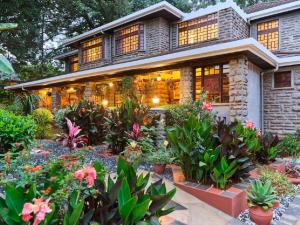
[5,0,300,135]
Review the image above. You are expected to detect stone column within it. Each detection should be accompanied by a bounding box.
[84,82,95,100]
[51,87,61,111]
[179,66,193,103]
[228,56,248,122]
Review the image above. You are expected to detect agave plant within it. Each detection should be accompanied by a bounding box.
[247,179,277,210]
[57,118,88,150]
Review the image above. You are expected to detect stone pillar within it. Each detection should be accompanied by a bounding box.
[84,82,95,100]
[228,56,248,122]
[51,87,61,111]
[180,67,193,103]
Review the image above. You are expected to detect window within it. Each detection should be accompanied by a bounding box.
[82,37,103,63]
[115,24,144,55]
[274,71,292,88]
[257,20,279,51]
[178,13,218,46]
[70,55,78,72]
[195,64,229,103]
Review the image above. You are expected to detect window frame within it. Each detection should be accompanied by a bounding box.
[272,70,293,89]
[69,55,79,72]
[257,19,279,52]
[114,23,145,55]
[193,63,229,103]
[81,36,104,64]
[177,12,219,47]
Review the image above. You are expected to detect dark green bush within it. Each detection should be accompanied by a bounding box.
[0,109,36,152]
[277,134,300,157]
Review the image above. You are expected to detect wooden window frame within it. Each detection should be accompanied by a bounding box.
[115,23,144,55]
[81,37,103,64]
[257,19,279,51]
[273,71,293,89]
[69,55,79,72]
[194,63,229,103]
[178,13,218,47]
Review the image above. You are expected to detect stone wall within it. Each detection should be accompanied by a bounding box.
[51,87,61,111]
[228,56,249,122]
[179,67,193,103]
[263,66,300,135]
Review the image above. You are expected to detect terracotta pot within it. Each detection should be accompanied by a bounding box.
[172,165,185,183]
[153,164,166,174]
[249,206,273,225]
[273,202,280,208]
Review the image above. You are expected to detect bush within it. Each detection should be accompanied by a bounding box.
[277,134,300,157]
[32,108,53,139]
[15,93,40,115]
[53,108,69,128]
[0,110,36,152]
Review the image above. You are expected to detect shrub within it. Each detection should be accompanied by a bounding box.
[277,134,300,157]
[0,110,36,152]
[15,93,40,115]
[32,108,53,139]
[260,168,296,196]
[64,100,107,145]
[53,107,69,128]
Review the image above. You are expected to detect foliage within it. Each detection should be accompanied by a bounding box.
[257,133,279,163]
[64,100,107,145]
[0,110,36,153]
[247,179,278,210]
[146,145,173,165]
[277,134,300,157]
[286,161,300,178]
[260,168,296,196]
[53,107,70,128]
[57,118,88,150]
[32,108,53,139]
[81,157,176,224]
[0,89,14,105]
[15,93,40,115]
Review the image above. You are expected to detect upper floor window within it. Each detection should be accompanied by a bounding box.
[195,64,229,103]
[82,37,103,63]
[273,71,292,88]
[178,13,218,46]
[115,24,144,55]
[70,55,78,72]
[257,20,279,51]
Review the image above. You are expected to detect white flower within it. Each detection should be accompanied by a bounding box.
[130,142,137,148]
[163,140,169,146]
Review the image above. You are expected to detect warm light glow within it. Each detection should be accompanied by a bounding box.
[156,76,161,81]
[152,97,160,104]
[67,87,75,93]
[109,82,113,87]
[102,99,108,106]
[43,91,47,95]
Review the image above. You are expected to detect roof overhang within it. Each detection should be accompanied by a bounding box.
[63,1,184,46]
[278,56,300,67]
[53,50,79,60]
[246,0,300,21]
[5,38,278,90]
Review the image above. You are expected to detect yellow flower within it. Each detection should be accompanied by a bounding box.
[130,142,137,148]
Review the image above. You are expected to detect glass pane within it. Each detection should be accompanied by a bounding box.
[274,72,291,88]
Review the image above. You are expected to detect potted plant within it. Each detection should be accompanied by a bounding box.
[146,148,172,175]
[247,179,277,225]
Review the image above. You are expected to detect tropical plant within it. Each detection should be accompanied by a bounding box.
[32,108,53,139]
[57,118,88,150]
[146,147,173,165]
[257,133,280,163]
[63,100,107,145]
[81,157,176,225]
[247,179,278,210]
[53,108,70,128]
[277,134,300,157]
[15,93,40,115]
[0,109,36,153]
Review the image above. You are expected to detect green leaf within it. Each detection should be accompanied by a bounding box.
[69,201,84,225]
[131,198,151,222]
[5,185,24,215]
[119,197,137,221]
[149,189,176,213]
[118,179,131,209]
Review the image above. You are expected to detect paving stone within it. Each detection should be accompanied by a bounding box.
[165,200,187,211]
[227,218,245,225]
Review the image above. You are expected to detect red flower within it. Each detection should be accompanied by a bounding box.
[245,120,255,129]
[131,123,140,139]
[4,152,10,166]
[202,102,213,112]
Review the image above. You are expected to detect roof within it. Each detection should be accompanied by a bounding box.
[244,0,298,13]
[53,50,78,60]
[5,38,279,90]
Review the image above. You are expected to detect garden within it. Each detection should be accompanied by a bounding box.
[1,91,300,225]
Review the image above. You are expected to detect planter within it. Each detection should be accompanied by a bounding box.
[249,206,273,225]
[153,164,166,174]
[172,165,185,183]
[273,201,280,208]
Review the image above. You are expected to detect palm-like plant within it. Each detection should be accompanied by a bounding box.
[15,93,40,115]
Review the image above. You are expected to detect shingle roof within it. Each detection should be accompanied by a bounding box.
[244,0,299,13]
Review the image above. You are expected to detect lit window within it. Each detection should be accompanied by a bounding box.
[115,24,144,55]
[274,71,291,88]
[70,55,78,72]
[257,20,279,51]
[82,37,102,63]
[178,13,218,46]
[195,64,229,103]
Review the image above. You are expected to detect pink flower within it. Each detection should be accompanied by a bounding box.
[131,123,140,139]
[74,165,97,188]
[245,120,255,129]
[202,102,213,112]
[256,130,261,138]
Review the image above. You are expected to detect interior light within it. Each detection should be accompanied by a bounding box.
[102,99,108,106]
[109,82,113,87]
[156,76,161,81]
[152,97,160,104]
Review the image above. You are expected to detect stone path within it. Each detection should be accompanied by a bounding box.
[278,194,300,225]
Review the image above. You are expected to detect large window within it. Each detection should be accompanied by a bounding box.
[115,24,144,55]
[82,37,103,63]
[274,71,292,88]
[70,55,78,72]
[195,64,229,103]
[178,13,218,46]
[257,20,279,51]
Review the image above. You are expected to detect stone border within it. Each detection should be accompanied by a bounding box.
[277,193,300,225]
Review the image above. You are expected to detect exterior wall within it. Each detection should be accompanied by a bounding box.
[263,66,300,135]
[250,9,300,57]
[179,67,193,103]
[51,87,61,111]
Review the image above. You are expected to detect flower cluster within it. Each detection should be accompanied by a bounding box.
[202,102,213,112]
[74,165,96,188]
[20,197,52,225]
[245,120,255,129]
[24,165,43,173]
[131,123,140,139]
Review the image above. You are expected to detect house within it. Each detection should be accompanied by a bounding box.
[5,0,300,135]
